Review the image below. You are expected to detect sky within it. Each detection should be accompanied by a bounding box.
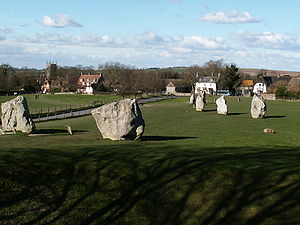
[1,0,300,70]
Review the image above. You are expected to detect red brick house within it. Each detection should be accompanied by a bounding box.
[78,73,103,94]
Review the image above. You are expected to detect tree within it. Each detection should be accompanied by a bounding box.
[201,59,224,78]
[181,65,202,91]
[256,69,267,80]
[181,60,225,91]
[98,62,136,95]
[217,64,240,91]
[0,64,12,92]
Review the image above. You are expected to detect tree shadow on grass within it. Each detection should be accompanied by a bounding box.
[228,112,247,116]
[141,136,197,141]
[2,145,300,225]
[203,109,217,112]
[36,129,87,134]
[264,115,286,119]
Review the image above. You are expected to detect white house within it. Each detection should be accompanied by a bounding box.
[253,77,274,94]
[253,82,267,94]
[195,77,217,94]
[85,86,94,95]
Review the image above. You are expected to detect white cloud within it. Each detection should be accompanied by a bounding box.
[17,33,124,47]
[0,36,6,41]
[200,10,260,24]
[179,36,226,50]
[4,29,300,70]
[233,30,300,50]
[40,14,82,28]
[0,26,13,33]
[133,31,171,48]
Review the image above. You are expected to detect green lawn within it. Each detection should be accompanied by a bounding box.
[0,94,123,114]
[0,97,300,225]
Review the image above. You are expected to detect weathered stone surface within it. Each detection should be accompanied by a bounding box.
[189,94,195,105]
[66,125,73,135]
[263,128,277,133]
[216,96,228,115]
[195,95,205,111]
[251,95,267,118]
[199,90,206,104]
[91,99,145,140]
[1,96,35,133]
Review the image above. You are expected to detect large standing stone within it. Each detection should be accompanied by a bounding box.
[251,95,267,118]
[189,94,195,105]
[216,96,228,115]
[91,99,145,141]
[199,90,206,104]
[1,96,35,133]
[195,95,205,111]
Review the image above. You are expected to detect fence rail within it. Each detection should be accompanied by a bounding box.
[30,100,106,119]
[31,96,178,123]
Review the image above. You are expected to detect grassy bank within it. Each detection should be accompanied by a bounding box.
[0,97,300,224]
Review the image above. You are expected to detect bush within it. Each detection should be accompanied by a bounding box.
[275,86,300,99]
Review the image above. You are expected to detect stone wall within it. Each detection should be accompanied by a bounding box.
[261,93,276,100]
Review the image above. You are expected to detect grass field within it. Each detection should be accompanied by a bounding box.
[0,94,123,114]
[0,97,300,225]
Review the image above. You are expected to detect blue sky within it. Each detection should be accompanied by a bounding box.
[1,0,300,70]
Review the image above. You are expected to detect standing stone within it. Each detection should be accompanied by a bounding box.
[251,95,267,118]
[1,96,35,133]
[91,99,145,141]
[195,95,205,111]
[216,96,228,115]
[199,90,206,103]
[189,94,195,105]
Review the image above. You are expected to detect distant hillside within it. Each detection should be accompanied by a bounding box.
[239,68,300,77]
[161,67,300,77]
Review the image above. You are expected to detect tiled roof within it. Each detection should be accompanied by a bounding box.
[241,80,254,87]
[198,77,215,83]
[78,74,102,81]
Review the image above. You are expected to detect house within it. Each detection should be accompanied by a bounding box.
[195,77,216,94]
[238,80,254,96]
[253,77,269,94]
[41,79,51,94]
[77,72,103,94]
[253,76,292,94]
[165,79,189,94]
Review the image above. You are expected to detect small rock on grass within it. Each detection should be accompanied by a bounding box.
[66,125,73,135]
[263,128,277,133]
